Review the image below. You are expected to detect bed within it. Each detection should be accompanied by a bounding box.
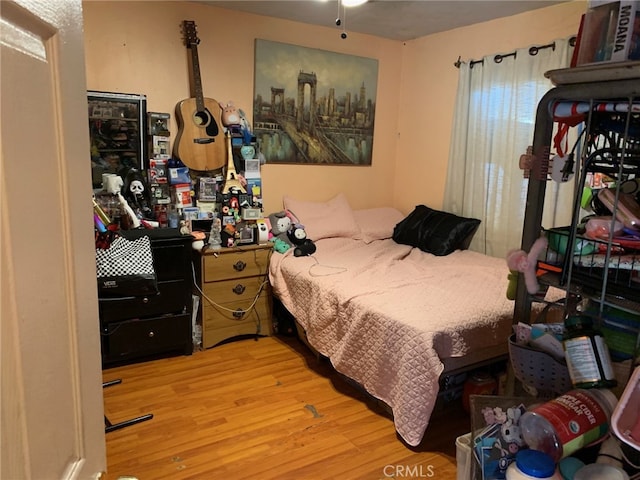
[268,194,516,446]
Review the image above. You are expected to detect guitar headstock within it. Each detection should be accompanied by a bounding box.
[182,20,200,48]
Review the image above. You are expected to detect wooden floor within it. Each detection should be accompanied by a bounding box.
[102,335,470,480]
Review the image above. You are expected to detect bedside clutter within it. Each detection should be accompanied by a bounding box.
[99,228,194,367]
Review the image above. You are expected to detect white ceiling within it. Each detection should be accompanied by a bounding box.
[203,1,569,41]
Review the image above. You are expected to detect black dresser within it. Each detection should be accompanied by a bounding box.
[99,228,194,367]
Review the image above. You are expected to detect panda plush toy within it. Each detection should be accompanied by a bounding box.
[287,225,316,257]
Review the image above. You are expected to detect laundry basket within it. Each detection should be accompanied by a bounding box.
[508,334,572,396]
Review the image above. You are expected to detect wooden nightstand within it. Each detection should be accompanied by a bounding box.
[198,244,273,348]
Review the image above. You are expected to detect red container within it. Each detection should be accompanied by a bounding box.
[462,372,497,413]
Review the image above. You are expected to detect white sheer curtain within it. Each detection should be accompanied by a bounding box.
[444,38,575,259]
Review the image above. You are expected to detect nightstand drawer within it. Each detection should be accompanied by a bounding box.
[202,276,268,304]
[202,295,272,348]
[203,248,271,282]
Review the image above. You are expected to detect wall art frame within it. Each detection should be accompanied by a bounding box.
[253,39,378,166]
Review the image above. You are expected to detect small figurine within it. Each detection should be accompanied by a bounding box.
[104,173,141,229]
[179,220,190,236]
[208,217,222,250]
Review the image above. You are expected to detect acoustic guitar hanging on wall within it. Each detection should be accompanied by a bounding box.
[174,20,226,171]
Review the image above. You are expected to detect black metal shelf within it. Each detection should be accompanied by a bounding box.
[538,271,640,315]
[514,73,640,327]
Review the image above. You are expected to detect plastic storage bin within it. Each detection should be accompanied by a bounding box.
[456,432,472,480]
[508,334,572,396]
[611,365,640,456]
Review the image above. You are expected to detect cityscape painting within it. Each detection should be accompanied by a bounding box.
[253,39,378,166]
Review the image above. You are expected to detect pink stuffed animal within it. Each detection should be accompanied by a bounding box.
[220,101,241,127]
[506,236,548,298]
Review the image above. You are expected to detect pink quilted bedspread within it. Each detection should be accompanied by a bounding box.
[269,237,514,446]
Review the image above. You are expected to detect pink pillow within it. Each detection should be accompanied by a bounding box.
[353,207,405,243]
[283,193,360,240]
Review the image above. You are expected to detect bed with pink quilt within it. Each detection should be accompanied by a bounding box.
[268,195,516,447]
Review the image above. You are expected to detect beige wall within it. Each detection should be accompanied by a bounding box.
[395,1,585,214]
[82,1,586,216]
[82,1,402,215]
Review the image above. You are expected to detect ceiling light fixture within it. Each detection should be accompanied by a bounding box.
[336,0,366,39]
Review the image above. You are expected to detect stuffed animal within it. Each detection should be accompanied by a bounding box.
[287,224,316,257]
[220,101,241,127]
[268,211,293,252]
[506,236,548,299]
[271,237,290,254]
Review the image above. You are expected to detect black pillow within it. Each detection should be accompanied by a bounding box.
[392,205,481,256]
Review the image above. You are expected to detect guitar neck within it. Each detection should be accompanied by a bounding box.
[189,45,205,112]
[176,20,227,172]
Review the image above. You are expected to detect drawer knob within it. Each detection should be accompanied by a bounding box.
[233,260,246,272]
[142,297,149,304]
[148,331,155,338]
[233,284,246,295]
[233,308,245,319]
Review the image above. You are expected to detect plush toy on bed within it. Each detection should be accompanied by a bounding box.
[287,224,317,257]
[506,236,548,300]
[267,211,293,253]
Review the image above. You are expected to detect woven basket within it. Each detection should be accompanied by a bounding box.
[508,334,572,396]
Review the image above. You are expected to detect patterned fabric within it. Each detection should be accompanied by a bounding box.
[96,235,157,297]
[269,236,514,446]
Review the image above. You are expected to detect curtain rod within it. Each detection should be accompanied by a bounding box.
[454,36,576,69]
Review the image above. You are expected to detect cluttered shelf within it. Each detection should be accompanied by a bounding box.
[503,24,640,477]
[536,225,640,313]
[537,270,640,315]
[546,61,640,86]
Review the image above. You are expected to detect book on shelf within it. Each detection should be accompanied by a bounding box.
[575,0,640,66]
[570,14,586,67]
[630,4,640,59]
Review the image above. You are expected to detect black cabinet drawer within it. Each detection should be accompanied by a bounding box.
[99,230,194,367]
[152,241,191,281]
[102,313,191,363]
[99,279,190,323]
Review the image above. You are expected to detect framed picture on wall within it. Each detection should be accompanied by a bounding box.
[253,39,378,166]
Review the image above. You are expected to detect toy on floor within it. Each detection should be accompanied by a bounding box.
[506,236,548,300]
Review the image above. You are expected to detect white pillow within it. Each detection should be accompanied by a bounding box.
[283,193,360,240]
[353,207,405,243]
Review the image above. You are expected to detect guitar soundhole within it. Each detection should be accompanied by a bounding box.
[193,110,209,127]
[192,109,219,137]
